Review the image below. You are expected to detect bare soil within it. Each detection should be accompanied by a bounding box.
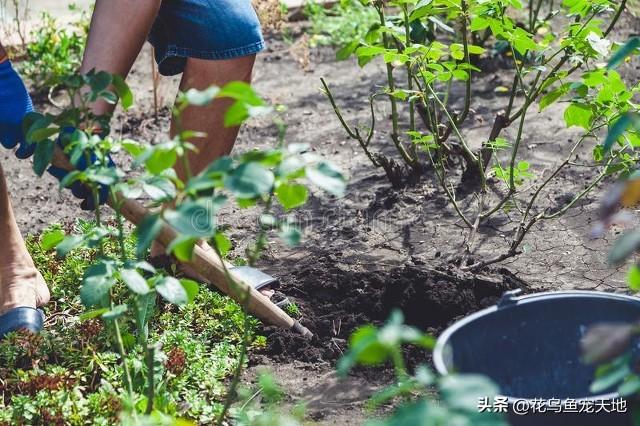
[4,11,640,425]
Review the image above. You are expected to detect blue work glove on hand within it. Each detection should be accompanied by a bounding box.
[0,60,36,159]
[47,128,115,211]
[0,60,115,210]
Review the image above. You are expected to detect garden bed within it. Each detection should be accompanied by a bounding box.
[3,10,640,424]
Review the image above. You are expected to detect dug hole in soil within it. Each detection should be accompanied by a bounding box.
[261,255,528,363]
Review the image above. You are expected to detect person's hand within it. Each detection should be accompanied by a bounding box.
[0,60,116,211]
[0,60,37,159]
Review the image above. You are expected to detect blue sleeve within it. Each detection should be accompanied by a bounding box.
[0,60,35,159]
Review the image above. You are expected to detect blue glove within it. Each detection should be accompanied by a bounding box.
[0,60,114,210]
[0,60,36,159]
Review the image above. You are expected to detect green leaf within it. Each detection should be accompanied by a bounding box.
[306,161,346,197]
[564,103,593,130]
[180,279,199,304]
[28,127,59,143]
[164,199,220,238]
[88,167,119,186]
[213,231,232,257]
[608,37,640,70]
[89,71,112,93]
[155,276,189,306]
[145,149,177,175]
[122,140,143,157]
[224,162,275,198]
[81,262,115,307]
[135,292,156,339]
[343,325,388,367]
[609,230,640,265]
[142,177,176,201]
[168,236,198,262]
[590,358,631,393]
[79,308,109,321]
[628,265,640,292]
[336,40,359,60]
[618,375,640,397]
[33,139,56,177]
[603,113,640,153]
[279,224,302,246]
[112,75,134,110]
[120,268,150,295]
[539,84,569,111]
[59,170,83,189]
[440,374,501,412]
[56,234,84,257]
[135,214,163,259]
[40,228,65,250]
[102,304,129,320]
[276,183,309,210]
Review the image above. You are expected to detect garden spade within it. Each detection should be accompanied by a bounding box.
[50,147,312,338]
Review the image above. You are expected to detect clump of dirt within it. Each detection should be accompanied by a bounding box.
[261,256,529,363]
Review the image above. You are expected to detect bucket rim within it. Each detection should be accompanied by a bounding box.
[433,290,640,404]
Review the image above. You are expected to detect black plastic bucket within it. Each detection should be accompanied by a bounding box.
[433,290,639,426]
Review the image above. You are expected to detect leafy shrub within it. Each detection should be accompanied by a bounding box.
[322,0,638,269]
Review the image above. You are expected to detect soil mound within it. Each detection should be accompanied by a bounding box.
[261,256,529,363]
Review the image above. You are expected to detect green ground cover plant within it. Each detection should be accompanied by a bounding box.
[305,0,379,48]
[6,69,346,424]
[18,5,89,93]
[320,0,638,269]
[0,221,261,425]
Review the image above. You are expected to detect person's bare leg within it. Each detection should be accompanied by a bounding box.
[152,55,274,296]
[0,162,49,313]
[80,0,161,116]
[172,55,256,179]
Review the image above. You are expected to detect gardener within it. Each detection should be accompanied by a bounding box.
[0,0,267,337]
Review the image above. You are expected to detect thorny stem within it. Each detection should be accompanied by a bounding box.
[114,317,136,406]
[426,84,487,190]
[507,90,530,191]
[217,190,278,424]
[426,146,473,228]
[402,6,416,135]
[377,6,417,167]
[173,103,193,180]
[464,134,618,271]
[216,294,251,425]
[402,5,419,161]
[321,78,380,167]
[605,0,627,37]
[110,190,127,262]
[457,0,472,126]
[521,120,606,223]
[145,344,155,414]
[247,195,274,266]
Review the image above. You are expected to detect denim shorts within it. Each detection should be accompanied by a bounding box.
[148,0,265,76]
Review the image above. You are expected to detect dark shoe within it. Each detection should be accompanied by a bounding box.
[0,307,44,339]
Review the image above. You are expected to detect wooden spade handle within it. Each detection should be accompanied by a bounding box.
[51,147,312,337]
